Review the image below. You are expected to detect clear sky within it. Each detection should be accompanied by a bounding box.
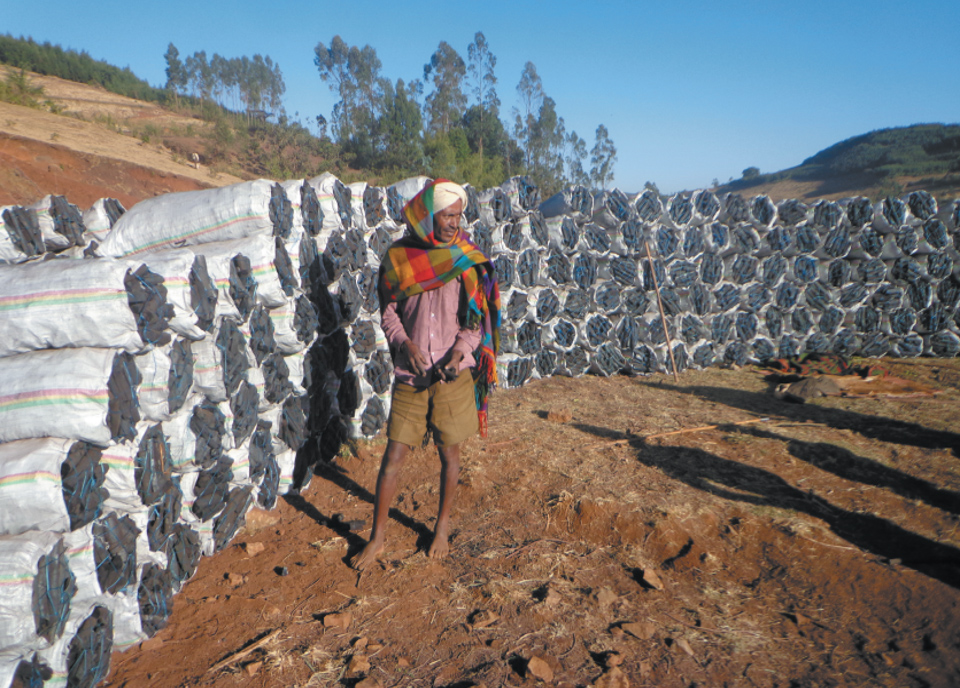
[5,0,959,194]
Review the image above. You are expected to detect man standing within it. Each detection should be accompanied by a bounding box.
[350,179,500,571]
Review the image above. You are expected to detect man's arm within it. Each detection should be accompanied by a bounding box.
[382,300,428,376]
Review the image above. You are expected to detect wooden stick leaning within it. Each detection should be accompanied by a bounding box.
[644,238,680,382]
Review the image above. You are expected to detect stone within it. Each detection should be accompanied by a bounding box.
[470,610,499,630]
[622,622,656,640]
[323,612,353,629]
[594,587,618,607]
[244,661,262,677]
[225,573,246,587]
[591,667,630,688]
[527,655,554,683]
[347,654,370,677]
[355,678,382,688]
[547,409,573,423]
[640,569,664,590]
[240,541,265,556]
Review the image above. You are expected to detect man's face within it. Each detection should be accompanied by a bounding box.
[433,199,463,243]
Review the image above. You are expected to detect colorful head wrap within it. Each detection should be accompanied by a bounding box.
[380,179,501,436]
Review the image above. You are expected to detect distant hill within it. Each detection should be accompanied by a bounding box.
[716,124,960,203]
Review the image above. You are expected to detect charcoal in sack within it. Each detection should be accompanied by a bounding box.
[622,288,651,317]
[583,223,613,255]
[0,439,106,537]
[593,189,633,230]
[386,176,431,223]
[730,224,762,255]
[0,205,44,262]
[28,194,86,251]
[594,282,621,314]
[713,283,742,312]
[826,259,852,288]
[927,331,960,357]
[854,305,882,333]
[723,341,750,367]
[668,260,698,289]
[146,478,183,554]
[189,401,227,471]
[633,189,663,223]
[357,394,390,438]
[229,381,260,446]
[927,252,953,281]
[728,254,759,285]
[804,331,831,354]
[93,512,139,595]
[545,318,577,351]
[35,603,113,688]
[700,251,724,285]
[680,314,705,345]
[590,342,626,377]
[743,284,771,313]
[795,224,821,254]
[534,289,561,324]
[706,221,731,252]
[937,275,960,309]
[493,254,516,289]
[777,199,809,226]
[135,339,195,422]
[812,200,842,229]
[477,186,512,226]
[0,652,53,688]
[363,350,394,397]
[655,225,680,259]
[583,314,615,348]
[540,184,593,221]
[844,197,873,228]
[186,455,234,522]
[501,176,541,216]
[517,248,542,288]
[752,338,776,362]
[765,226,794,255]
[137,563,174,637]
[666,194,693,228]
[906,190,937,223]
[628,344,660,374]
[546,216,581,253]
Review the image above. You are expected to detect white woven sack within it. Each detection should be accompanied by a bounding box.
[0,530,70,650]
[0,438,76,537]
[136,248,210,340]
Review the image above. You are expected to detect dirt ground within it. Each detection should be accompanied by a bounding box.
[101,359,960,688]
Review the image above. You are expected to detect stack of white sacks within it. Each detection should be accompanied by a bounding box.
[2,174,959,688]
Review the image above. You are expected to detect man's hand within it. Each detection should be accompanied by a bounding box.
[439,350,464,382]
[402,340,429,377]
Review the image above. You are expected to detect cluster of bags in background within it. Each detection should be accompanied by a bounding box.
[1,174,958,687]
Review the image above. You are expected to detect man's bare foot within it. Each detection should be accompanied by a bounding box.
[349,539,384,571]
[427,529,450,559]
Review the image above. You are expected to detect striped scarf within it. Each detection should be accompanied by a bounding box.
[379,180,500,436]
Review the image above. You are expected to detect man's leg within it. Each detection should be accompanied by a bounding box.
[350,439,410,570]
[428,443,460,559]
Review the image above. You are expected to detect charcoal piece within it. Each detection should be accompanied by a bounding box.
[248,420,275,482]
[351,319,378,359]
[585,315,614,347]
[33,539,76,643]
[907,281,932,310]
[832,329,860,356]
[301,181,322,236]
[753,338,776,362]
[630,345,660,373]
[322,234,348,282]
[535,290,561,324]
[669,260,698,288]
[546,252,572,285]
[855,306,881,333]
[927,252,953,281]
[363,186,386,228]
[907,190,937,221]
[292,294,319,346]
[681,314,704,344]
[735,312,759,341]
[752,196,776,226]
[190,401,226,470]
[793,256,819,284]
[692,343,716,368]
[889,308,917,336]
[765,307,784,339]
[768,227,794,253]
[690,282,711,316]
[778,335,802,359]
[336,370,359,422]
[268,183,293,239]
[135,424,173,506]
[11,654,52,687]
[357,265,379,314]
[212,486,254,553]
[585,224,611,253]
[93,513,139,595]
[804,331,831,354]
[635,189,663,222]
[795,224,821,254]
[813,200,842,229]
[317,416,349,465]
[923,218,950,250]
[881,196,907,228]
[368,225,393,260]
[298,234,321,295]
[61,441,107,531]
[227,255,257,321]
[314,328,349,377]
[647,315,675,346]
[611,256,639,286]
[655,226,679,257]
[819,306,844,335]
[845,197,873,227]
[551,319,577,349]
[895,334,924,358]
[615,317,641,351]
[761,254,787,287]
[743,284,771,312]
[683,227,705,257]
[872,284,903,312]
[48,195,85,247]
[216,321,251,397]
[386,185,408,223]
[669,195,693,226]
[517,249,540,287]
[822,227,852,258]
[535,349,559,377]
[920,303,949,332]
[230,381,259,445]
[560,216,581,251]
[592,343,626,376]
[594,283,621,313]
[714,283,741,312]
[711,313,734,344]
[167,339,194,415]
[360,395,388,438]
[248,305,277,366]
[493,255,515,289]
[138,564,174,637]
[710,221,730,249]
[930,331,960,357]
[337,273,363,323]
[504,222,525,252]
[257,450,280,510]
[125,264,173,347]
[671,343,690,372]
[273,237,297,297]
[723,341,749,367]
[826,259,851,288]
[192,456,234,521]
[896,225,918,255]
[858,226,883,257]
[506,356,535,387]
[506,290,530,322]
[730,255,758,284]
[280,394,309,451]
[700,252,723,285]
[574,253,598,290]
[2,205,44,256]
[659,287,682,316]
[563,290,591,320]
[937,275,960,309]
[147,479,182,552]
[188,256,218,332]
[860,332,891,358]
[66,605,113,688]
[528,211,549,247]
[563,347,590,376]
[839,283,870,308]
[517,321,542,354]
[731,225,760,253]
[857,258,887,284]
[804,282,833,311]
[622,288,650,316]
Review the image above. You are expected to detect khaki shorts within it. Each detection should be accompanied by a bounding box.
[387,371,479,448]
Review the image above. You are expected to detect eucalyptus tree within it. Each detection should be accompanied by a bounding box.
[466,31,500,172]
[423,41,467,136]
[590,124,617,190]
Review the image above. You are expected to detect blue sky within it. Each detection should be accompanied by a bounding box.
[5,0,959,194]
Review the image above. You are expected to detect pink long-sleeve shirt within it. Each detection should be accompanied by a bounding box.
[381,277,481,388]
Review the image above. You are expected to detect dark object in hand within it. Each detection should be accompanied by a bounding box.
[438,364,458,382]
